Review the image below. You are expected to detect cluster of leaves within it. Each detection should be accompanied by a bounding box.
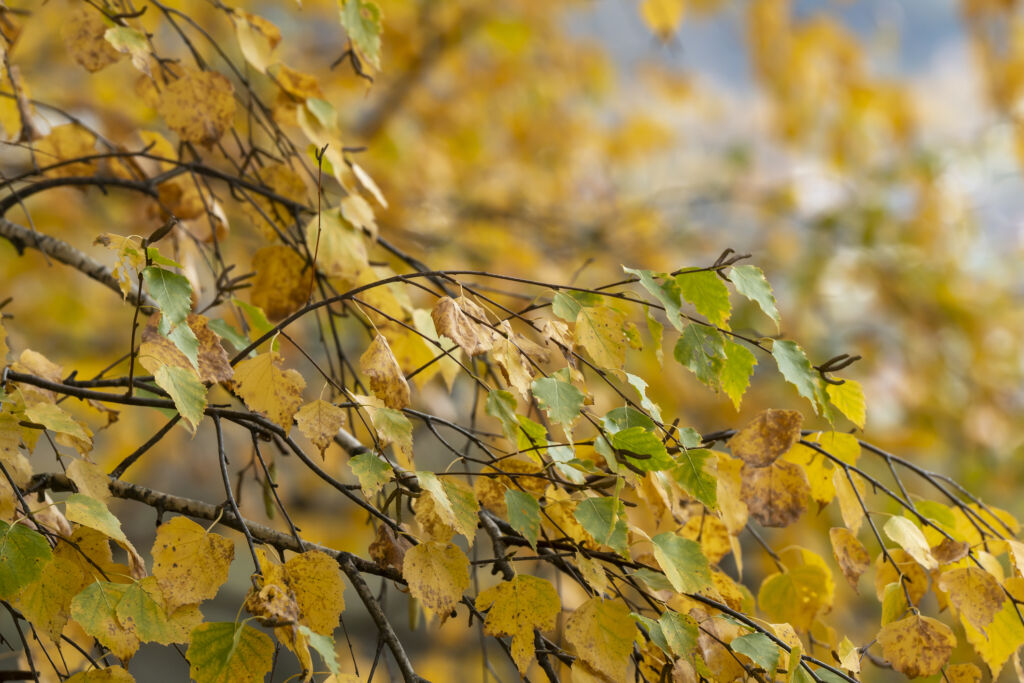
[0,1,1022,683]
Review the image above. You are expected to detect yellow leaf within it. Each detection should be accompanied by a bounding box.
[340,194,378,240]
[945,663,982,683]
[884,516,938,571]
[874,549,929,606]
[158,69,236,146]
[564,597,636,681]
[284,550,347,635]
[401,541,469,622]
[680,514,731,565]
[431,296,496,357]
[246,163,308,242]
[0,413,32,489]
[475,575,560,674]
[233,11,281,73]
[640,0,685,40]
[825,379,866,429]
[877,614,955,678]
[35,124,96,178]
[359,334,411,410]
[783,442,834,506]
[575,305,630,370]
[715,454,748,534]
[250,245,313,320]
[269,63,323,100]
[729,409,803,467]
[962,577,1024,678]
[234,351,306,433]
[937,567,1005,632]
[65,666,135,682]
[740,460,809,527]
[152,517,234,611]
[66,459,110,503]
[295,400,346,457]
[829,527,869,591]
[832,468,864,535]
[308,208,368,281]
[758,563,831,631]
[61,6,123,72]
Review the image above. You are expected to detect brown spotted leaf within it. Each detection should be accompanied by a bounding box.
[295,399,346,457]
[401,541,469,622]
[728,409,803,467]
[431,296,496,357]
[250,246,313,320]
[234,351,306,434]
[878,614,955,678]
[937,567,1005,632]
[359,334,411,410]
[158,70,235,145]
[152,517,234,611]
[829,527,870,591]
[741,460,809,527]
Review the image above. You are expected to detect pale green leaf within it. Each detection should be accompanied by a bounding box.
[504,489,540,550]
[531,377,584,426]
[729,265,780,329]
[153,365,207,433]
[652,532,711,594]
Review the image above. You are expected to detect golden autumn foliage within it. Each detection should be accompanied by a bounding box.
[2,0,1024,682]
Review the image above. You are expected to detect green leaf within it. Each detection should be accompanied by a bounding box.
[65,493,127,544]
[720,339,757,410]
[516,415,548,456]
[673,324,726,388]
[729,265,780,329]
[208,319,250,352]
[602,406,655,434]
[504,489,540,550]
[186,622,274,683]
[610,426,674,471]
[231,298,277,352]
[153,365,207,433]
[298,625,340,675]
[339,0,383,70]
[417,471,479,543]
[731,632,780,676]
[143,266,192,328]
[624,267,683,330]
[624,373,663,423]
[630,613,670,654]
[651,532,711,594]
[644,306,664,364]
[144,246,182,269]
[671,448,717,509]
[772,340,819,408]
[0,521,52,599]
[166,322,200,370]
[349,452,392,498]
[574,497,629,558]
[676,269,731,329]
[659,611,699,657]
[116,577,198,644]
[531,377,585,426]
[630,567,674,592]
[486,389,519,441]
[552,292,582,322]
[71,582,137,661]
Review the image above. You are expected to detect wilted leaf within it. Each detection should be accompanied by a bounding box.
[741,460,809,527]
[829,527,869,591]
[295,399,346,457]
[63,7,123,72]
[937,567,1005,632]
[729,409,803,467]
[576,305,630,370]
[233,11,281,73]
[431,296,495,356]
[158,69,236,145]
[360,334,411,410]
[877,614,955,678]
